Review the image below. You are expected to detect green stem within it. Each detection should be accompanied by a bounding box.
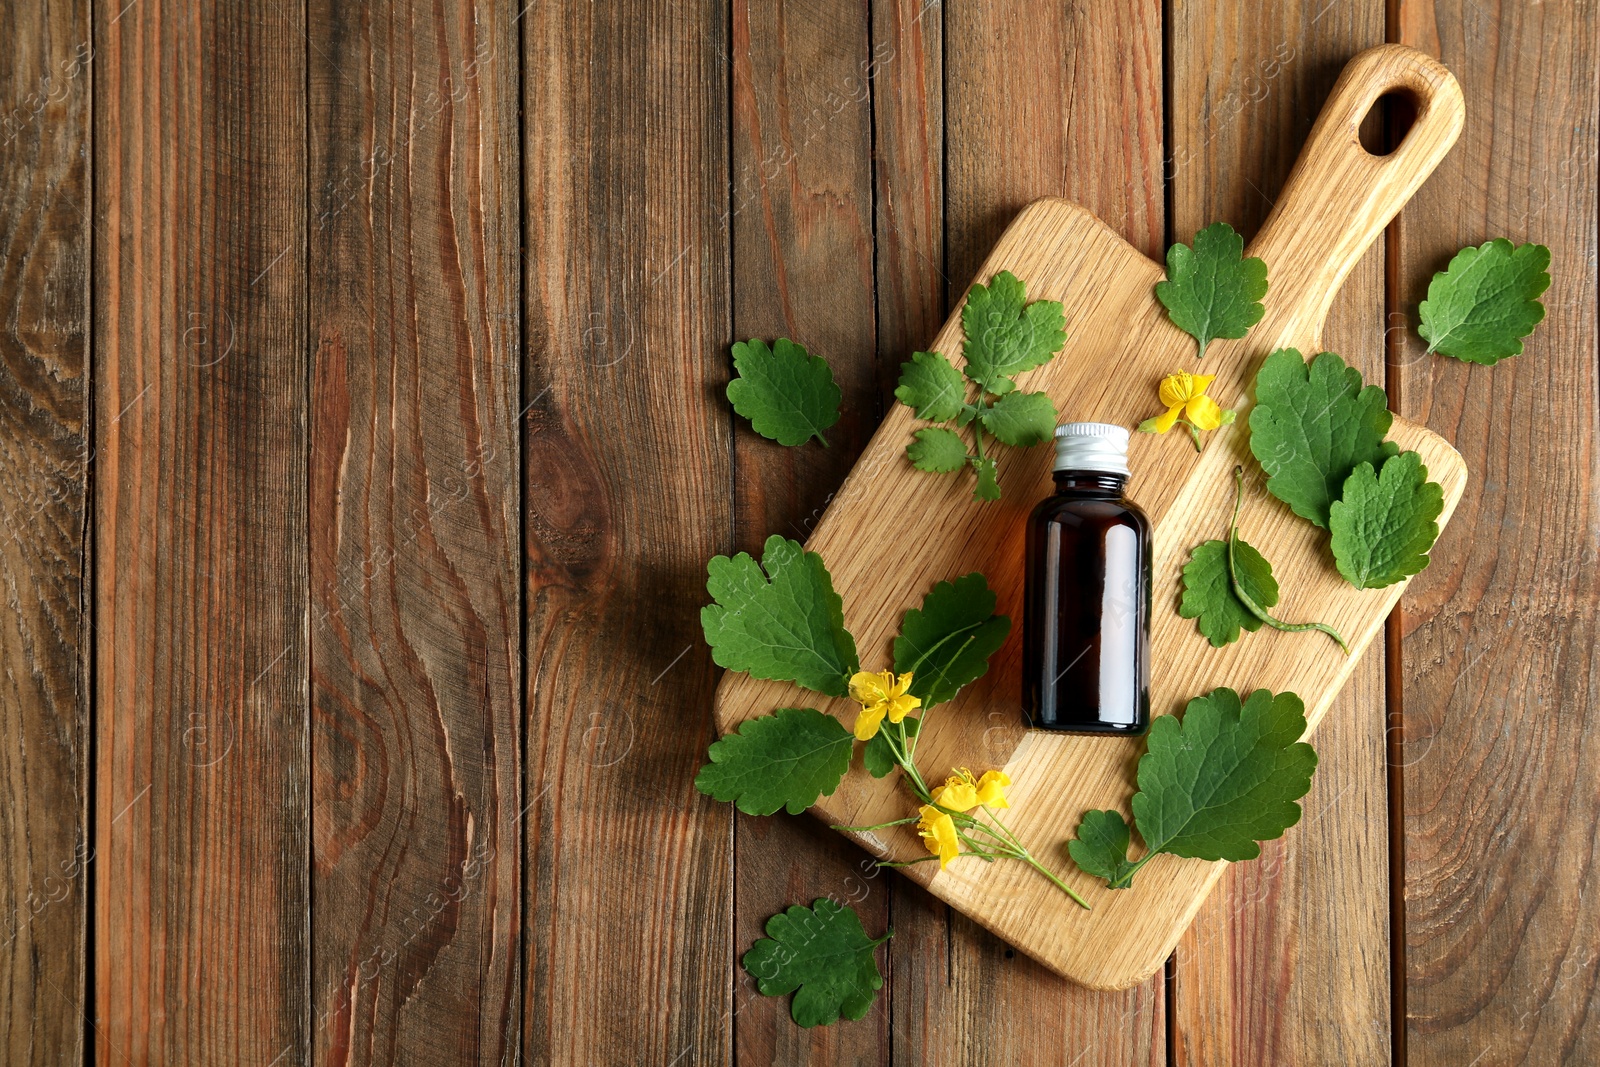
[1226,467,1351,654]
[1183,419,1203,453]
[975,807,1091,910]
[832,815,920,833]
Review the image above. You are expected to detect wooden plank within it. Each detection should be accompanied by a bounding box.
[306,3,521,1063]
[0,0,89,1060]
[93,0,310,1061]
[1167,6,1393,1064]
[521,2,733,1063]
[727,0,891,1061]
[1393,3,1600,1063]
[884,1,1166,1060]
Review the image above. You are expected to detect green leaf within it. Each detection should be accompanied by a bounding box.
[1067,808,1138,886]
[906,427,970,473]
[696,708,854,816]
[863,717,918,778]
[727,338,843,446]
[1248,348,1398,528]
[1329,451,1444,589]
[1178,538,1276,647]
[895,350,968,422]
[742,899,891,1027]
[1419,239,1551,364]
[1134,688,1316,862]
[978,389,1057,447]
[958,270,1067,393]
[702,535,859,696]
[1069,687,1317,889]
[892,573,1012,709]
[971,456,1001,501]
[1155,222,1269,358]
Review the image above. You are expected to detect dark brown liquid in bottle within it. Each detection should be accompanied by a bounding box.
[1022,470,1152,734]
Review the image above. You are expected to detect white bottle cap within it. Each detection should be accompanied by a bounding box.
[1053,421,1130,476]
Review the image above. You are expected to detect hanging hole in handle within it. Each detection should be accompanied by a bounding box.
[1358,90,1420,157]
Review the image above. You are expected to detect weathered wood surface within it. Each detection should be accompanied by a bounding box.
[0,0,1592,1063]
[0,0,88,1062]
[93,0,311,1062]
[1168,4,1394,1064]
[521,1,733,1063]
[1394,2,1600,1065]
[729,1,892,1062]
[307,1,523,1062]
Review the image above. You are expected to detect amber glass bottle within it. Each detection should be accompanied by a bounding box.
[1022,422,1151,734]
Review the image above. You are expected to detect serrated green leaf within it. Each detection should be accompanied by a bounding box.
[727,338,843,446]
[742,898,891,1027]
[1419,239,1551,364]
[892,573,1012,709]
[1248,348,1398,528]
[971,456,1001,501]
[978,389,1057,447]
[906,427,970,473]
[1132,687,1317,863]
[1329,451,1444,589]
[1178,537,1277,648]
[1069,687,1318,889]
[863,716,918,778]
[895,350,967,421]
[702,535,859,696]
[1067,809,1138,886]
[959,270,1067,393]
[1155,222,1269,358]
[696,708,854,815]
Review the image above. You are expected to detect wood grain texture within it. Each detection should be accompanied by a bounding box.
[521,2,733,1063]
[307,3,522,1063]
[884,2,1165,1061]
[1393,3,1600,1064]
[1168,8,1393,1065]
[0,0,89,1060]
[728,0,892,1063]
[93,0,310,1062]
[717,46,1470,991]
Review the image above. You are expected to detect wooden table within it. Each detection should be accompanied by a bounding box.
[0,1,1593,1064]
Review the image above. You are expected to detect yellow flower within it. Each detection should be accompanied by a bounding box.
[1138,371,1234,446]
[974,769,1011,809]
[917,804,960,868]
[931,767,1011,812]
[848,669,921,741]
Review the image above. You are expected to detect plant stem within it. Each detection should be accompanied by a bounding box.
[1226,466,1351,654]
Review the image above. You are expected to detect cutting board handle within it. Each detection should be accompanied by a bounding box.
[1247,45,1464,346]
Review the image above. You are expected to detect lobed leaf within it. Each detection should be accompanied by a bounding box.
[742,899,891,1028]
[1419,239,1550,364]
[1329,451,1444,589]
[702,535,859,696]
[727,337,842,446]
[695,708,854,816]
[1248,348,1397,528]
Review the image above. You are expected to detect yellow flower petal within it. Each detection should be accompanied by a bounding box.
[974,770,1011,809]
[1151,403,1184,434]
[849,670,892,706]
[917,805,961,868]
[932,778,979,813]
[1185,394,1225,431]
[853,702,887,741]
[886,691,922,723]
[1157,371,1193,408]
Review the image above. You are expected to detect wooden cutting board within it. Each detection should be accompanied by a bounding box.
[714,44,1467,991]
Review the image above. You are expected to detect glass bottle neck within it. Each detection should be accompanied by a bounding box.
[1052,470,1128,496]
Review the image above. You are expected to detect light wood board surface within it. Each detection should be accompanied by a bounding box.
[715,44,1470,990]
